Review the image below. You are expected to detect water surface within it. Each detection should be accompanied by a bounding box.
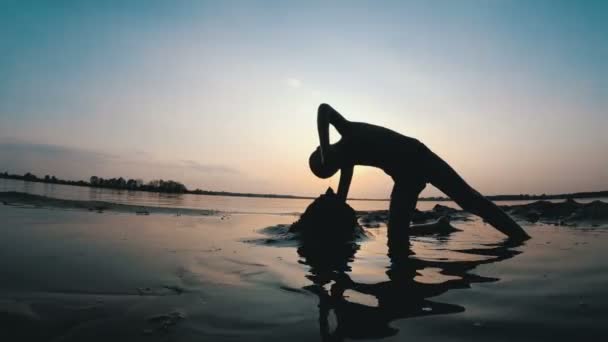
[1,178,607,341]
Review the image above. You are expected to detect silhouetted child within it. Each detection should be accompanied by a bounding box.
[309,103,529,241]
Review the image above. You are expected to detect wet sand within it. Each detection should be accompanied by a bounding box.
[1,200,607,341]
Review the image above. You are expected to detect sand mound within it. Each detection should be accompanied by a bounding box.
[247,188,368,247]
[290,188,368,242]
[358,204,468,229]
[501,199,608,226]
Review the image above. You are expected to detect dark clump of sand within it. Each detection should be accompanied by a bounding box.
[357,203,461,221]
[500,198,608,226]
[246,188,368,250]
[290,188,368,242]
[357,203,466,234]
[355,198,608,230]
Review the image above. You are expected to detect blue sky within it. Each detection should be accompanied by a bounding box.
[1,0,606,197]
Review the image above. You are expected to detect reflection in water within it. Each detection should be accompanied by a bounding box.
[298,235,522,341]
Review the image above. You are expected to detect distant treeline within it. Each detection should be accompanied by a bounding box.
[0,172,187,194]
[1,171,607,201]
[0,171,309,198]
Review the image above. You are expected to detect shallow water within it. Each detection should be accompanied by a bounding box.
[1,202,607,341]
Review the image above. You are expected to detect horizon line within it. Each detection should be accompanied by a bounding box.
[1,170,607,202]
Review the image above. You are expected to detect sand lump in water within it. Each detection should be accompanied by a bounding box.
[289,188,368,241]
[354,198,608,229]
[250,188,368,247]
[500,198,608,226]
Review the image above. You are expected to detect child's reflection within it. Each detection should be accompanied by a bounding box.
[298,235,522,341]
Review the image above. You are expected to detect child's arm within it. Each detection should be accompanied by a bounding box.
[317,103,349,164]
[337,165,353,202]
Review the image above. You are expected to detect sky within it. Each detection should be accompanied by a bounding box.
[1,0,606,198]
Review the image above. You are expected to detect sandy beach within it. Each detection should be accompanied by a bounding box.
[1,192,607,341]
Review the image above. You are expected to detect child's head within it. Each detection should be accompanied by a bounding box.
[309,147,340,179]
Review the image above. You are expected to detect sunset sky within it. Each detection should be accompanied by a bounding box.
[1,0,606,198]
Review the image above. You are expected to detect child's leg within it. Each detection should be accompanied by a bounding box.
[424,150,530,240]
[388,181,425,242]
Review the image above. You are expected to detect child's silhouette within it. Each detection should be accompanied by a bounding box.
[309,103,529,241]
